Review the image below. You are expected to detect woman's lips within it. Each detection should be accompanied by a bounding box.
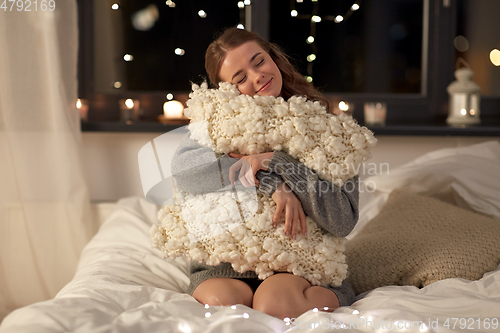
[258,78,273,93]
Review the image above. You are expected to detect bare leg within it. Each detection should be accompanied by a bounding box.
[252,273,340,319]
[192,278,253,307]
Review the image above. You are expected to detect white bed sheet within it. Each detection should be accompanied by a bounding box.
[2,141,500,333]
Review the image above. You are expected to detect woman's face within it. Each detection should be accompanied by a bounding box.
[219,41,283,98]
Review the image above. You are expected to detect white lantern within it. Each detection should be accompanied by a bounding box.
[446,67,480,126]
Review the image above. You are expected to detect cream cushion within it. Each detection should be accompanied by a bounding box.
[346,190,500,295]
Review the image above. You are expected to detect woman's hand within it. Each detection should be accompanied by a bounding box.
[271,181,307,239]
[228,152,274,187]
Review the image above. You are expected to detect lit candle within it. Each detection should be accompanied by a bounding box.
[119,99,140,122]
[125,98,135,109]
[163,100,185,119]
[333,100,353,116]
[76,98,89,122]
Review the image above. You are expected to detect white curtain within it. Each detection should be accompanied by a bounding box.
[0,1,98,320]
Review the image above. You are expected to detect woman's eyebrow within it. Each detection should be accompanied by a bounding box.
[231,52,262,81]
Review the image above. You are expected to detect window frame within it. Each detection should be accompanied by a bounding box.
[78,0,499,128]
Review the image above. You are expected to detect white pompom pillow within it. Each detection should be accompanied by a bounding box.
[150,82,376,287]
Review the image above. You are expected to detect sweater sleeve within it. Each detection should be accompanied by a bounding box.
[171,133,282,196]
[267,150,359,237]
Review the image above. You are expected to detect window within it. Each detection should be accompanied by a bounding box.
[270,0,424,94]
[78,0,500,127]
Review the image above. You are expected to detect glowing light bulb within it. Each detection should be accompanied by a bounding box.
[111,3,119,10]
[307,54,316,62]
[237,24,245,29]
[244,0,251,5]
[198,10,207,18]
[231,305,237,309]
[113,81,122,89]
[334,15,344,23]
[243,313,249,318]
[204,304,209,309]
[166,0,176,8]
[123,54,133,61]
[166,93,174,100]
[76,99,82,109]
[291,10,298,17]
[306,76,313,83]
[205,312,211,318]
[339,101,349,111]
[461,108,467,115]
[352,309,360,315]
[490,49,500,66]
[307,36,315,44]
[312,308,318,312]
[351,3,360,11]
[175,48,185,56]
[238,1,244,8]
[311,15,321,22]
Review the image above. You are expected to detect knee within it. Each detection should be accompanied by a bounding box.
[252,294,293,319]
[192,278,253,307]
[252,274,308,319]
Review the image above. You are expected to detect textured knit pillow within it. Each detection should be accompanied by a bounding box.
[345,190,500,295]
[150,82,377,287]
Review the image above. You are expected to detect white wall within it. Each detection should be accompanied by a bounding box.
[82,132,499,202]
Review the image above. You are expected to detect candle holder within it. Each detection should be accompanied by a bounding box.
[446,63,481,126]
[364,102,387,126]
[76,98,89,122]
[119,99,140,122]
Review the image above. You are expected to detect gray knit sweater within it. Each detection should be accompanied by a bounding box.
[171,133,359,237]
[171,131,359,305]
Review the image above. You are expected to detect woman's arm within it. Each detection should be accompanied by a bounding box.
[171,133,283,195]
[267,150,359,238]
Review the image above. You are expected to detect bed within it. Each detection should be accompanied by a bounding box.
[1,140,499,333]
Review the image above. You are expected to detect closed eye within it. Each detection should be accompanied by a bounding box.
[237,75,247,84]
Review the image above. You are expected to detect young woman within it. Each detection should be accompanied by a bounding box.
[171,27,359,320]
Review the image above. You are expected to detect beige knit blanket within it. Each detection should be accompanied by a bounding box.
[150,82,376,286]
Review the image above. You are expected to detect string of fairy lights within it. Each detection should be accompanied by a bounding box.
[105,0,361,112]
[110,0,252,98]
[290,0,362,83]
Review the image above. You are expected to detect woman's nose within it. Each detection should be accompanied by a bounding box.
[252,71,265,84]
